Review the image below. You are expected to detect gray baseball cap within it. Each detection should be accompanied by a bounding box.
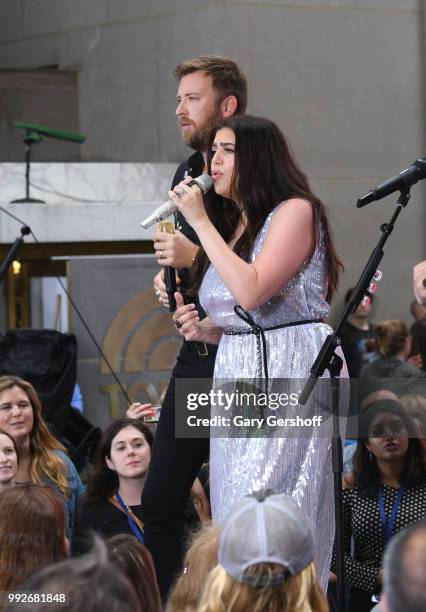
[218,489,314,587]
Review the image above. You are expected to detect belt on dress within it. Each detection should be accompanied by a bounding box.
[223,305,323,381]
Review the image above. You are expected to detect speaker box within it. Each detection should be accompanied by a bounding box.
[0,328,77,435]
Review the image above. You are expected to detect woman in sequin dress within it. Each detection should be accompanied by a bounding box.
[169,115,346,589]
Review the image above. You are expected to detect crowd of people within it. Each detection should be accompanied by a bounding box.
[1,54,425,611]
[0,373,424,612]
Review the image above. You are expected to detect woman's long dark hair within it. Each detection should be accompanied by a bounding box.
[353,399,425,497]
[190,115,342,302]
[84,418,154,504]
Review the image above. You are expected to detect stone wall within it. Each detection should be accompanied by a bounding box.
[0,0,424,323]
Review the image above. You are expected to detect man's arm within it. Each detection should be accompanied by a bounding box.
[153,229,198,269]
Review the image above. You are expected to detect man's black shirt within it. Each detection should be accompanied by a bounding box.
[171,151,204,246]
[171,151,212,324]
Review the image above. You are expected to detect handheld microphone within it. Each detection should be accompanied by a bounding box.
[158,220,177,312]
[357,158,426,207]
[140,174,213,229]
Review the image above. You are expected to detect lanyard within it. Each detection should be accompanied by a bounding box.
[378,486,404,545]
[115,491,144,544]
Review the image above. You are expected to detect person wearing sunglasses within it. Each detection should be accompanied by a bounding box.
[331,399,426,611]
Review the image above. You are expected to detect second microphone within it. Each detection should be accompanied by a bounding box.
[157,220,177,312]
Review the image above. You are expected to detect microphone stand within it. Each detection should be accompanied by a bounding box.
[0,224,31,284]
[298,188,411,612]
[11,130,45,203]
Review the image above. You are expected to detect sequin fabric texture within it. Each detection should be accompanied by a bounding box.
[198,202,348,590]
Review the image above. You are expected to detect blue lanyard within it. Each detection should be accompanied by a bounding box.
[115,491,144,544]
[378,486,404,545]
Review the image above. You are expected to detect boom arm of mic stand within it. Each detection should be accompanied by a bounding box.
[300,189,409,407]
[0,225,31,283]
[299,239,385,406]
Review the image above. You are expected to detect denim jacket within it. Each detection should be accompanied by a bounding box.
[44,450,85,541]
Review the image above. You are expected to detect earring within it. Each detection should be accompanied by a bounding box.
[369,451,373,462]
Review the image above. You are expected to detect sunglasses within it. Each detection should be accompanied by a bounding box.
[369,420,407,438]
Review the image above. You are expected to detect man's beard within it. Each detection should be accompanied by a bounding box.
[181,107,222,152]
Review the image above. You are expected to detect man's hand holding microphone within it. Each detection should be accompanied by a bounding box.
[151,177,201,310]
[141,174,212,310]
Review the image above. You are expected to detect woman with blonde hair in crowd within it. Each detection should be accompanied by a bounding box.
[167,523,220,612]
[0,375,84,539]
[197,491,328,612]
[0,428,18,493]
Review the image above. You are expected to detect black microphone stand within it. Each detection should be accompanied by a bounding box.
[165,266,177,312]
[0,224,31,284]
[299,188,411,612]
[11,130,45,203]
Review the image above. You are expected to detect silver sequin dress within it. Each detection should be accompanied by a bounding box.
[198,203,347,590]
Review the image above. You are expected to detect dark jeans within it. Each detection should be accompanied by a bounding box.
[141,341,215,600]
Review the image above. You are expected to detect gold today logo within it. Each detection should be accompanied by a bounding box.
[99,288,181,418]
